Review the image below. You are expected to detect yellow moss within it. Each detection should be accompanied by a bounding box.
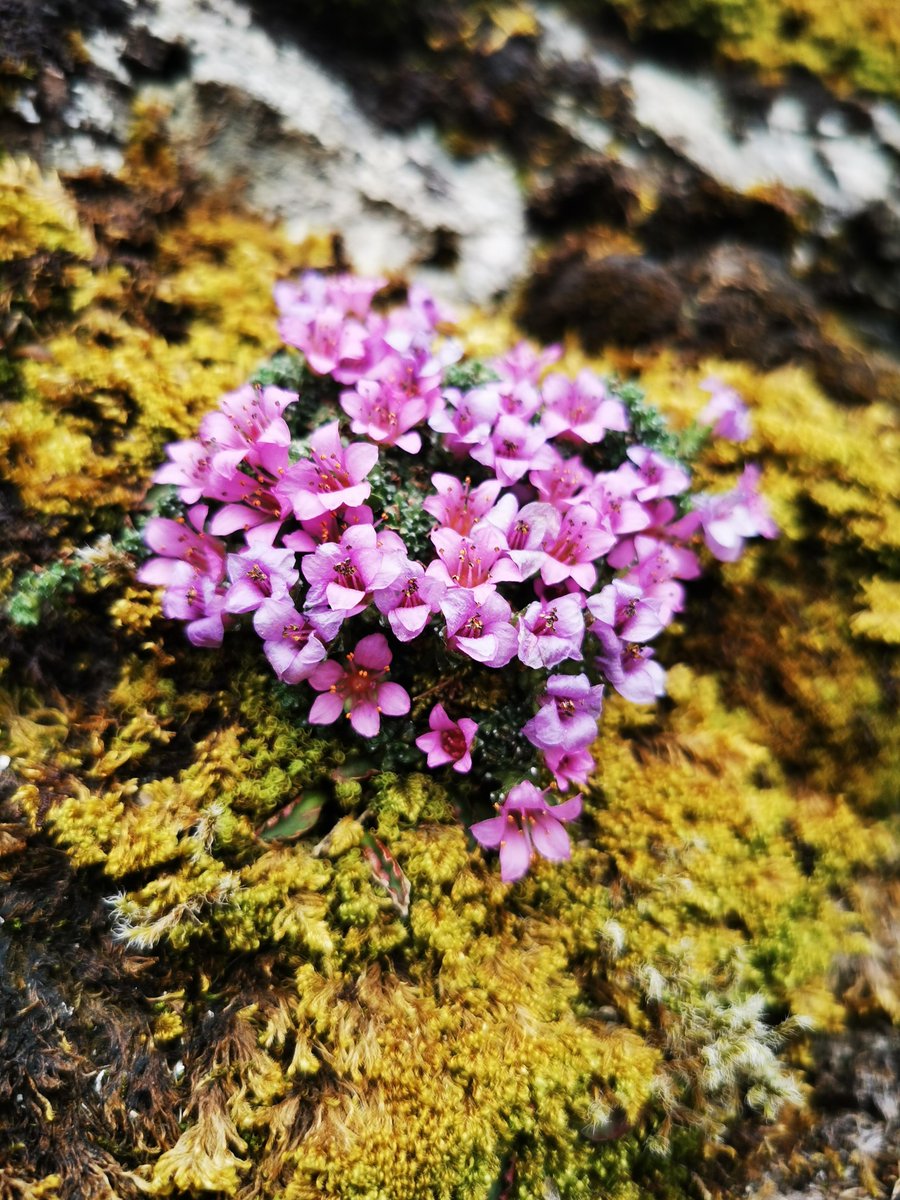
[600,0,900,98]
[0,158,94,260]
[152,1010,185,1044]
[109,585,163,633]
[851,577,900,644]
[0,158,324,525]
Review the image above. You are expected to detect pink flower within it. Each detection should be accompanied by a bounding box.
[373,559,446,642]
[493,340,562,385]
[253,598,340,683]
[307,633,410,737]
[280,304,368,378]
[159,561,228,648]
[542,745,594,791]
[540,505,616,591]
[586,579,665,642]
[597,640,667,704]
[517,593,585,669]
[199,384,293,472]
[540,369,628,444]
[302,523,407,615]
[223,547,298,614]
[415,703,478,772]
[484,494,559,580]
[422,474,502,535]
[152,439,213,504]
[440,584,518,668]
[469,413,554,486]
[626,446,691,501]
[694,466,778,561]
[340,377,427,453]
[139,505,226,585]
[584,465,652,537]
[521,673,604,752]
[275,421,378,522]
[699,377,752,442]
[495,378,543,422]
[529,447,594,509]
[428,386,500,457]
[470,781,582,882]
[428,525,520,589]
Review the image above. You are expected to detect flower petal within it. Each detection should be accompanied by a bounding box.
[469,815,505,849]
[377,682,411,716]
[531,813,572,862]
[350,701,380,737]
[308,692,344,725]
[499,828,532,882]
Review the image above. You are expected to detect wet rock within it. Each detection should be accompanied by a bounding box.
[640,172,799,256]
[675,243,819,367]
[527,154,639,230]
[520,246,683,348]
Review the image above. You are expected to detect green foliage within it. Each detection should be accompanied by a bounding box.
[6,559,82,627]
[443,358,501,391]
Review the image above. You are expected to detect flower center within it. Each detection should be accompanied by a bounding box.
[461,615,484,638]
[534,608,558,635]
[335,558,364,590]
[440,728,467,759]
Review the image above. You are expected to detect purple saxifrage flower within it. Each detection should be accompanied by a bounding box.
[307,633,410,737]
[517,593,585,669]
[415,703,478,772]
[302,523,407,615]
[253,598,341,684]
[470,781,582,882]
[440,584,518,668]
[522,673,604,752]
[373,558,446,642]
[699,377,752,442]
[275,420,378,522]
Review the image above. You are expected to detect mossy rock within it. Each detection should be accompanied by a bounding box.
[0,144,897,1200]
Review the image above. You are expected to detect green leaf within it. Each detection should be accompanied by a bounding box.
[256,791,326,842]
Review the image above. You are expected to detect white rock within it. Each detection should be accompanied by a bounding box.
[141,0,527,302]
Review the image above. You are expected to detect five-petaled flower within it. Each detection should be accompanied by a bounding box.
[307,633,410,737]
[415,703,478,773]
[470,781,582,882]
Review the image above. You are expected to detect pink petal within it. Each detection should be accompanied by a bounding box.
[499,828,532,882]
[350,701,380,737]
[308,692,344,725]
[326,582,367,611]
[344,441,379,481]
[308,660,344,691]
[377,682,411,716]
[549,795,583,822]
[187,614,225,648]
[353,633,391,670]
[530,813,572,862]
[224,578,264,613]
[469,815,505,849]
[389,607,430,641]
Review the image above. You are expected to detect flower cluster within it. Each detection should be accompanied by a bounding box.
[140,270,776,881]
